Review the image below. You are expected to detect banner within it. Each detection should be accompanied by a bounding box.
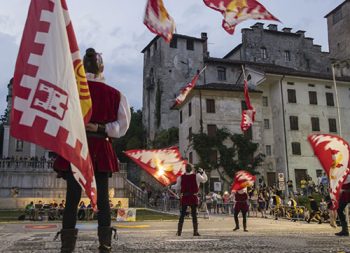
[11,0,97,209]
[231,170,256,192]
[308,134,350,210]
[144,0,176,42]
[125,147,186,186]
[203,0,280,34]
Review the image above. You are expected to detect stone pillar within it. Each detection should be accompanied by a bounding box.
[30,143,36,157]
[2,125,10,157]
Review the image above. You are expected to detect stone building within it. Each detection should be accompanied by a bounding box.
[325,0,350,77]
[142,1,350,191]
[224,23,331,75]
[141,33,208,142]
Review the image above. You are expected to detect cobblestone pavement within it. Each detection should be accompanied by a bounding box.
[0,216,349,253]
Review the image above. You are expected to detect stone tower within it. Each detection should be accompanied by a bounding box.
[141,33,208,142]
[325,0,350,76]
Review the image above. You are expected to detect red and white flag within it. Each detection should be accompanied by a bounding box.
[144,0,176,43]
[203,0,280,34]
[173,67,206,108]
[11,0,97,209]
[231,170,256,192]
[308,134,350,210]
[241,79,256,131]
[124,147,186,186]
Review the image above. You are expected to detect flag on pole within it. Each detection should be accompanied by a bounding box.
[241,79,256,131]
[231,170,256,192]
[144,0,176,43]
[10,0,97,209]
[308,134,350,210]
[172,67,206,108]
[203,0,280,34]
[124,147,186,186]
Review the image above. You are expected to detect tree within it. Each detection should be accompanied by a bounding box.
[191,128,265,184]
[151,127,179,149]
[114,107,146,162]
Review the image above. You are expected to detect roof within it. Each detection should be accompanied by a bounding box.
[223,44,242,59]
[325,0,349,18]
[141,34,206,53]
[195,83,262,93]
[204,57,350,82]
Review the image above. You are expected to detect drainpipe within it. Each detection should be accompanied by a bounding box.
[279,75,289,197]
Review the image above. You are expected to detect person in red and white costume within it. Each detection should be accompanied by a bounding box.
[54,48,131,253]
[336,174,350,236]
[172,163,207,236]
[233,187,249,232]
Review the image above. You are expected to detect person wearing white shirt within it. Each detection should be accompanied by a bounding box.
[172,164,207,236]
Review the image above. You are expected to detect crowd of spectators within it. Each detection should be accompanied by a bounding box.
[0,156,55,168]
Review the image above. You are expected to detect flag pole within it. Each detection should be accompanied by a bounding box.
[331,63,348,224]
[331,64,342,136]
[241,65,247,80]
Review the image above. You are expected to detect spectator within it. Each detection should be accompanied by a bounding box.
[307,196,322,224]
[258,191,267,218]
[78,201,86,220]
[25,201,35,220]
[300,178,307,196]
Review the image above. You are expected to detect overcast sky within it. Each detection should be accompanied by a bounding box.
[0,0,344,114]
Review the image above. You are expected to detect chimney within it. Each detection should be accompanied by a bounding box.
[267,24,278,31]
[296,30,305,37]
[282,27,292,33]
[250,22,264,29]
[201,32,209,58]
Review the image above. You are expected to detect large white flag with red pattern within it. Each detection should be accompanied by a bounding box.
[203,0,280,34]
[144,0,176,43]
[11,0,97,209]
[308,134,350,210]
[241,79,256,131]
[125,147,186,186]
[231,170,256,192]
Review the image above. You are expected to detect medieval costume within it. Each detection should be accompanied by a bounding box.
[54,48,131,252]
[336,174,350,236]
[233,188,249,232]
[172,165,207,236]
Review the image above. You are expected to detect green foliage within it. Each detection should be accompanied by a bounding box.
[151,127,179,148]
[191,128,265,181]
[115,107,145,162]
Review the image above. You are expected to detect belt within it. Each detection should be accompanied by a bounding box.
[182,193,198,197]
[86,131,109,140]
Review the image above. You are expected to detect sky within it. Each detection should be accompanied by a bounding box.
[0,0,344,115]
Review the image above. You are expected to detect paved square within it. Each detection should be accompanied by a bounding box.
[0,216,349,252]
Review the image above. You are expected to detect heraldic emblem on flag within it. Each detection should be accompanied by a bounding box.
[125,147,186,186]
[203,0,280,34]
[231,170,256,192]
[308,134,350,210]
[10,0,97,209]
[144,0,176,43]
[241,79,256,132]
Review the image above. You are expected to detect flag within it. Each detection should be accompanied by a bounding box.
[308,134,350,210]
[241,79,256,131]
[10,0,96,209]
[231,170,256,192]
[173,67,206,108]
[144,0,176,43]
[124,147,186,186]
[203,0,280,34]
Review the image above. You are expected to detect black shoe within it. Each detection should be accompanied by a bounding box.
[233,227,239,231]
[244,229,248,232]
[335,231,349,236]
